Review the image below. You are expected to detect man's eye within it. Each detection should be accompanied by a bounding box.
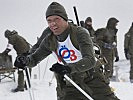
[55,18,60,21]
[47,21,52,23]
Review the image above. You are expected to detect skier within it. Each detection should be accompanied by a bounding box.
[124,22,133,83]
[95,17,119,83]
[14,2,119,100]
[4,30,31,92]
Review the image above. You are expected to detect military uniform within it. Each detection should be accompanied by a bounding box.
[85,17,96,43]
[15,2,119,100]
[95,17,119,82]
[124,23,133,82]
[28,23,119,100]
[4,30,30,92]
[29,27,51,53]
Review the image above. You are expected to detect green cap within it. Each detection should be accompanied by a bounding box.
[46,2,68,21]
[4,30,17,38]
[85,17,92,23]
[4,30,12,38]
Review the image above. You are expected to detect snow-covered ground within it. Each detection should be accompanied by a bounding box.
[0,57,133,100]
[1,0,133,100]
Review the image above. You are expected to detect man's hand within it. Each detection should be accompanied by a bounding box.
[14,55,30,69]
[50,63,71,76]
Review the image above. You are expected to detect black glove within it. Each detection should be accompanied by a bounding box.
[95,50,100,55]
[115,56,119,62]
[124,49,130,60]
[50,63,71,76]
[14,55,30,69]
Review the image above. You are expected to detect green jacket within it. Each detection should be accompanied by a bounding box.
[29,23,96,74]
[29,27,51,54]
[124,24,133,55]
[95,18,119,57]
[7,33,30,55]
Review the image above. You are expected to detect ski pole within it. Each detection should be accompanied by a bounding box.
[24,67,35,100]
[55,52,93,100]
[49,73,55,86]
[64,74,93,100]
[43,56,49,79]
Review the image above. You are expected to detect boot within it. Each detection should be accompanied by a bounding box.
[130,79,133,83]
[11,87,24,92]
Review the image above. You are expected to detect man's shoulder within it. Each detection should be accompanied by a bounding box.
[69,24,89,38]
[12,33,24,39]
[95,28,107,34]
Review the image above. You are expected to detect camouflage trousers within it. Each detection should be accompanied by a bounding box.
[56,70,119,100]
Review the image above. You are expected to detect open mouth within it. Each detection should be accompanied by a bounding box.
[53,27,58,31]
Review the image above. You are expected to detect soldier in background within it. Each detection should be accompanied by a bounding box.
[95,17,119,83]
[124,22,133,83]
[85,17,96,43]
[80,20,85,28]
[4,30,31,92]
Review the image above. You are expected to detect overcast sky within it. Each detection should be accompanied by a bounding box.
[0,0,133,59]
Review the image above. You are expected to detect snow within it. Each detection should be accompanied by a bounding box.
[1,0,133,100]
[1,57,133,100]
[0,79,57,100]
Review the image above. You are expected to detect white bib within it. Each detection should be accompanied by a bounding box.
[53,35,82,64]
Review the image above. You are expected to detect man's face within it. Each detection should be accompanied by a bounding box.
[47,15,68,35]
[86,21,92,26]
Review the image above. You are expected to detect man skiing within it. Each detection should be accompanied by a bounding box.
[14,2,119,100]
